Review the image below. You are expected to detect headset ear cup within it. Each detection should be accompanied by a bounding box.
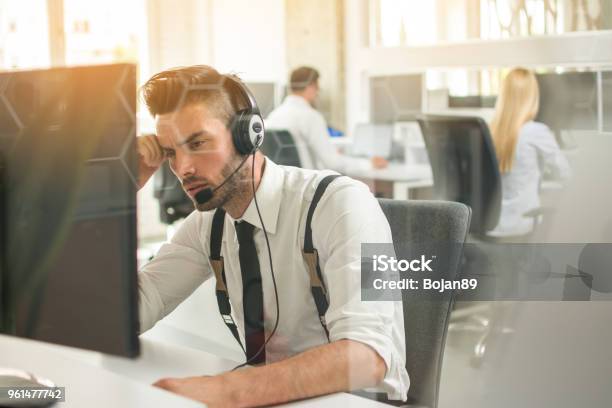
[249,114,264,149]
[231,112,252,155]
[232,112,265,155]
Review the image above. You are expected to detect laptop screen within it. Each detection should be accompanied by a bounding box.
[351,123,394,158]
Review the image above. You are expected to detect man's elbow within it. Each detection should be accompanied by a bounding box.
[344,339,387,385]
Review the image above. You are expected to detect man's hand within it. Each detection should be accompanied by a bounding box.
[371,156,389,169]
[154,375,235,408]
[138,134,165,169]
[137,134,165,189]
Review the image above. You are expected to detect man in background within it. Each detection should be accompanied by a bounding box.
[266,66,388,173]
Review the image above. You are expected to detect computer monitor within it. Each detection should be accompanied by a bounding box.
[536,71,598,145]
[350,123,393,158]
[448,95,497,108]
[245,82,278,118]
[0,64,139,357]
[370,74,423,123]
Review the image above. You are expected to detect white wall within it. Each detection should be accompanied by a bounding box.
[211,0,286,81]
[147,0,213,74]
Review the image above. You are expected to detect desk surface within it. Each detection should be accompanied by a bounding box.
[346,163,432,183]
[0,335,388,407]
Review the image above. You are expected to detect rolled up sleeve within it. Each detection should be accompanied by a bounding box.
[313,178,410,400]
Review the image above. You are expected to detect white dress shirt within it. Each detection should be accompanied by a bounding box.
[138,158,410,400]
[490,121,571,236]
[265,95,371,173]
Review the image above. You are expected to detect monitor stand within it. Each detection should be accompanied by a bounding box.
[0,368,57,407]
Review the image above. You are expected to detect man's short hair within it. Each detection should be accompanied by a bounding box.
[141,65,249,127]
[289,66,319,92]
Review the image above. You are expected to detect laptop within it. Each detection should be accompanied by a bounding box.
[350,123,393,158]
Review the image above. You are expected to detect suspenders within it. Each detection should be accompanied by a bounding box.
[209,207,245,353]
[301,174,341,337]
[208,174,341,349]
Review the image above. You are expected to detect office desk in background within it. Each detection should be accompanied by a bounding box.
[0,335,388,407]
[330,136,433,200]
[346,163,433,200]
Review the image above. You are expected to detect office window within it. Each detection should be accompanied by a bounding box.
[426,68,505,98]
[370,0,611,47]
[0,0,50,69]
[373,0,438,47]
[63,0,148,70]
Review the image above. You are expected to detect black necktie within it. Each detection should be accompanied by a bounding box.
[235,221,266,364]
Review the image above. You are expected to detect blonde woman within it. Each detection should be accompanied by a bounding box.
[489,68,570,236]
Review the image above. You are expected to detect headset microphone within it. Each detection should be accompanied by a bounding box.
[194,188,213,205]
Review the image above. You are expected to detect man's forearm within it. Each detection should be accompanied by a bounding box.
[221,339,387,407]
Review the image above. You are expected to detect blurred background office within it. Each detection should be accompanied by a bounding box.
[2,0,612,407]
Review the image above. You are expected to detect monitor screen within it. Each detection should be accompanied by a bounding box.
[370,74,423,123]
[351,123,394,158]
[448,95,497,109]
[245,82,278,118]
[0,64,139,357]
[536,71,598,137]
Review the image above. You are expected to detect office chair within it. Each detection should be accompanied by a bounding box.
[259,129,302,167]
[355,199,471,408]
[417,115,501,237]
[417,114,545,238]
[153,163,194,225]
[417,115,535,367]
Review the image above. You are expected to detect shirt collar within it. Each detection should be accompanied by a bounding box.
[284,94,311,108]
[229,157,283,234]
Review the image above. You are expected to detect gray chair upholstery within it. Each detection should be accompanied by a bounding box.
[360,199,471,408]
[260,129,302,167]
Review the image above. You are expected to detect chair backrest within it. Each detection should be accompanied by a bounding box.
[378,199,471,408]
[153,162,194,224]
[260,129,302,167]
[417,115,501,235]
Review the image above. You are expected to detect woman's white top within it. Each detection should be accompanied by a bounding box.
[489,121,571,237]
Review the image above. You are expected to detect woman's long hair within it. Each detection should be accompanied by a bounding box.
[490,68,540,173]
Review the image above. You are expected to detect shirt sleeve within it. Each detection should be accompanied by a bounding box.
[530,124,572,181]
[312,178,410,401]
[306,112,372,174]
[138,211,212,333]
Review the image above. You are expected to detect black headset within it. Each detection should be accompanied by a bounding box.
[226,77,265,155]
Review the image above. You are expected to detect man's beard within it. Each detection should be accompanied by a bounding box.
[188,154,251,212]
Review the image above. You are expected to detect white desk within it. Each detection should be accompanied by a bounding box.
[345,163,433,200]
[0,335,388,407]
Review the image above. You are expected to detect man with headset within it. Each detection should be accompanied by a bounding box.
[137,65,409,407]
[266,66,388,172]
